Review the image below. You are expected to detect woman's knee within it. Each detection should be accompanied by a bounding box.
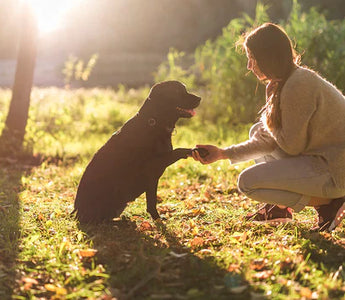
[238,167,256,194]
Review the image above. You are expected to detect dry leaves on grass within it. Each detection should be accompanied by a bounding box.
[230,231,248,243]
[189,236,205,249]
[227,263,241,273]
[44,284,67,296]
[158,204,177,218]
[187,207,206,217]
[278,257,295,273]
[188,230,218,250]
[77,248,98,258]
[22,277,39,290]
[250,258,269,271]
[253,270,273,280]
[138,221,154,232]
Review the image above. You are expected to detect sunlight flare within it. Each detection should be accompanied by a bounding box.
[27,0,82,34]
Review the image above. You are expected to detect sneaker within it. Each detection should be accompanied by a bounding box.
[315,197,345,232]
[245,203,293,224]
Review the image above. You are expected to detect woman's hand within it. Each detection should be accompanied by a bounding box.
[192,144,228,164]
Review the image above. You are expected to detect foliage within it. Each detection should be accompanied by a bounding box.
[286,0,345,89]
[155,1,345,126]
[0,87,344,299]
[62,54,99,88]
[24,87,147,157]
[154,48,196,89]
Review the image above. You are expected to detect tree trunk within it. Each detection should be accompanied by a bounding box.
[2,3,37,152]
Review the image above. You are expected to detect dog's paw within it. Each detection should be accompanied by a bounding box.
[154,218,167,232]
[148,210,160,220]
[175,148,193,159]
[192,147,209,158]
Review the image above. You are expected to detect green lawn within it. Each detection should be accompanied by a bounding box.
[0,88,344,300]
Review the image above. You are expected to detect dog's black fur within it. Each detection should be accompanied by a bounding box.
[73,81,201,223]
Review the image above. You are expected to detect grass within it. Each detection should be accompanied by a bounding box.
[0,87,344,299]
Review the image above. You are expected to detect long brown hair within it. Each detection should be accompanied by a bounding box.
[243,23,300,131]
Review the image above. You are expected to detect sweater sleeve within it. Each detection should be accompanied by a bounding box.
[224,122,278,164]
[273,76,317,155]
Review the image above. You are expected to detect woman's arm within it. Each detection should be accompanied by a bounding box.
[224,122,278,163]
[193,122,278,164]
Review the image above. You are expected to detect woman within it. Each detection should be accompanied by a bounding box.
[192,23,345,232]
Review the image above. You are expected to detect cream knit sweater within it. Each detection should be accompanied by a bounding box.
[225,66,345,188]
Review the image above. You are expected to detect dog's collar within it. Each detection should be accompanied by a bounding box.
[148,118,156,126]
[147,117,175,134]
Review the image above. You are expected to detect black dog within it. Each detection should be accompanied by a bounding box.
[73,81,202,223]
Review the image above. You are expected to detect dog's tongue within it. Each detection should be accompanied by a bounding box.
[187,109,196,116]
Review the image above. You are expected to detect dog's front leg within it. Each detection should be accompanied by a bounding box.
[146,179,160,220]
[144,149,191,220]
[158,148,192,167]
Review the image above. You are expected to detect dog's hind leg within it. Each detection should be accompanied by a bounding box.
[145,179,160,219]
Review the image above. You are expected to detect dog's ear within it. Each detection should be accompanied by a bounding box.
[149,81,186,100]
[149,82,167,100]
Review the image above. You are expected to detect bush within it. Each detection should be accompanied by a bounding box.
[286,0,345,89]
[155,1,345,126]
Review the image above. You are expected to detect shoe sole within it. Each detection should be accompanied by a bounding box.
[328,202,345,231]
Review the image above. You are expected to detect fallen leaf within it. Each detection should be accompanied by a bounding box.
[45,283,57,292]
[189,219,196,228]
[230,232,246,242]
[192,226,199,235]
[138,221,154,232]
[204,190,214,200]
[190,237,205,248]
[131,216,145,221]
[279,257,294,272]
[22,277,39,285]
[78,249,98,258]
[37,213,45,221]
[22,277,39,290]
[227,264,241,273]
[250,258,269,271]
[55,287,67,295]
[300,287,312,299]
[189,207,206,217]
[184,199,196,209]
[158,204,176,214]
[253,270,273,280]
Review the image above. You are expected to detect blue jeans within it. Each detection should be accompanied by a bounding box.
[238,123,345,212]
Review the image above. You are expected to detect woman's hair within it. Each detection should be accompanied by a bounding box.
[243,23,300,131]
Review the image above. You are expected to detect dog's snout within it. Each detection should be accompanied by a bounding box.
[188,93,201,102]
[193,95,201,105]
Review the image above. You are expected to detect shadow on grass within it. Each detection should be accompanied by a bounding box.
[0,158,36,299]
[80,218,250,300]
[300,228,345,265]
[299,228,345,299]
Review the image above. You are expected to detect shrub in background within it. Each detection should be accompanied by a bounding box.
[155,0,345,127]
